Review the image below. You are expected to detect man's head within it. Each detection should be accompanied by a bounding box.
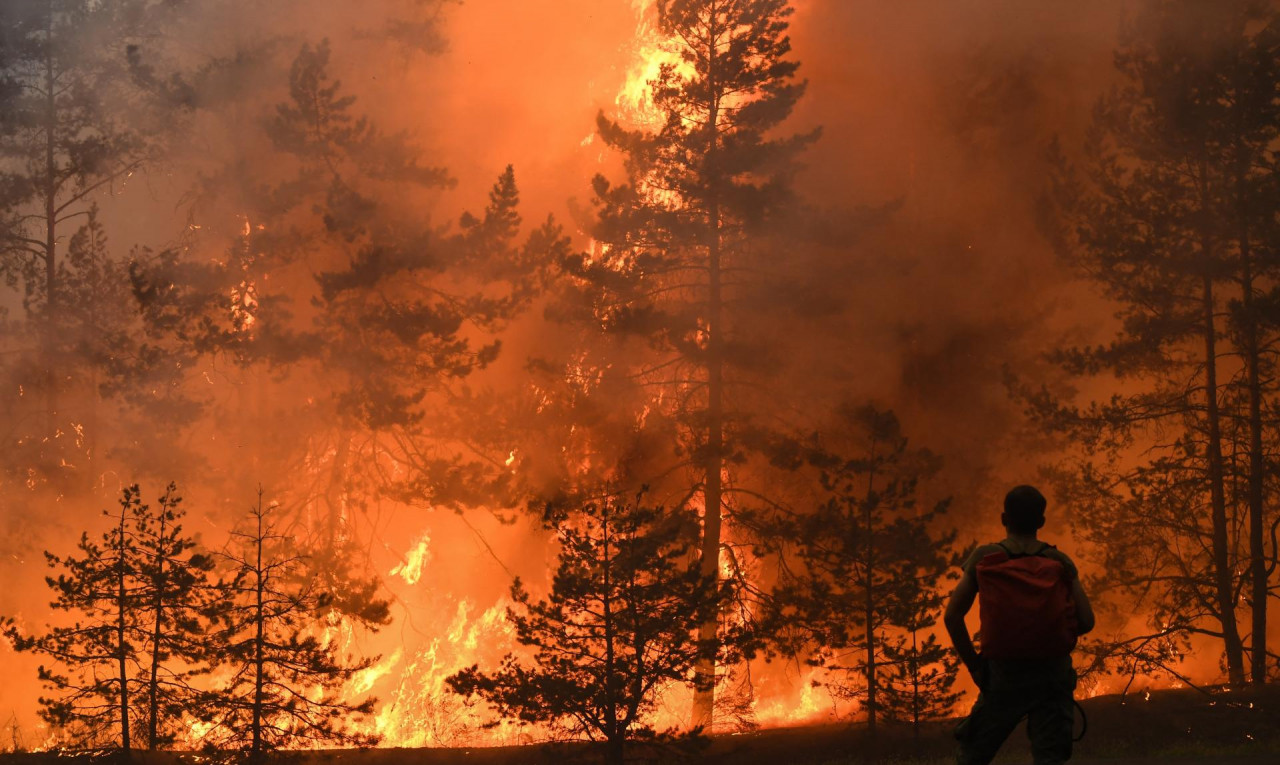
[1002,484,1047,535]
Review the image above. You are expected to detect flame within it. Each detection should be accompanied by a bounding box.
[391,533,432,585]
[351,648,403,696]
[230,279,258,334]
[371,598,522,748]
[603,1,692,216]
[615,2,681,128]
[754,670,831,728]
[185,718,217,747]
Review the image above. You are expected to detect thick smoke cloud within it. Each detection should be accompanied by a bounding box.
[782,0,1128,519]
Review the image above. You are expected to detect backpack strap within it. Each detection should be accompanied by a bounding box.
[995,541,1054,560]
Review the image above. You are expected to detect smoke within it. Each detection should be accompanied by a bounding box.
[776,0,1128,518]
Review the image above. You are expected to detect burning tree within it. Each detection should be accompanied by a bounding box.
[447,497,719,765]
[203,490,383,757]
[2,484,213,751]
[1033,0,1280,686]
[767,406,960,732]
[553,0,820,726]
[129,37,563,572]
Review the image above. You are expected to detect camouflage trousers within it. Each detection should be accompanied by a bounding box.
[954,655,1077,765]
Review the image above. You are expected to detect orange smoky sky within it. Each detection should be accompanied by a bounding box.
[402,0,641,222]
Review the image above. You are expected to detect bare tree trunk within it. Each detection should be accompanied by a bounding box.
[1202,269,1246,686]
[692,12,724,728]
[601,509,621,763]
[863,424,879,735]
[115,508,131,753]
[1239,184,1269,690]
[42,16,59,435]
[912,629,921,740]
[252,498,266,758]
[605,735,625,765]
[147,509,167,748]
[1244,330,1268,687]
[693,208,724,728]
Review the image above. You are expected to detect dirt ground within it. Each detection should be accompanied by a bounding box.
[694,683,1279,764]
[1,685,1277,765]
[1069,760,1275,765]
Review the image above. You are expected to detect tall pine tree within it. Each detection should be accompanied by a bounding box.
[132,482,217,749]
[555,0,817,726]
[0,0,157,456]
[3,483,216,751]
[5,486,143,750]
[1033,0,1280,686]
[129,38,564,573]
[204,489,383,758]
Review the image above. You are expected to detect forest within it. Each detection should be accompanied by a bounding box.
[0,1,1277,763]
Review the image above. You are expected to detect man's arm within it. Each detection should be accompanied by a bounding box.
[944,568,985,687]
[1071,577,1095,635]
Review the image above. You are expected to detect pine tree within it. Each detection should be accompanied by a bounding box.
[282,41,561,518]
[128,38,565,551]
[877,550,962,734]
[3,487,145,750]
[553,0,818,725]
[769,406,959,732]
[204,489,383,758]
[39,207,141,483]
[1209,2,1280,687]
[447,497,717,765]
[1032,0,1280,686]
[0,0,155,444]
[2,483,218,751]
[131,482,217,750]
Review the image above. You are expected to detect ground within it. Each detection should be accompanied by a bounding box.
[1,685,1277,764]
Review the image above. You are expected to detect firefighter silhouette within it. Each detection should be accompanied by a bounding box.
[945,485,1096,765]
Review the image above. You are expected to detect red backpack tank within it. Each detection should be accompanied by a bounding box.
[976,542,1078,660]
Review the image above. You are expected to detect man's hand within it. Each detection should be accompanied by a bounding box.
[965,654,989,692]
[1070,577,1095,635]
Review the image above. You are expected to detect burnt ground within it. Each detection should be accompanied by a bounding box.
[2,685,1278,765]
